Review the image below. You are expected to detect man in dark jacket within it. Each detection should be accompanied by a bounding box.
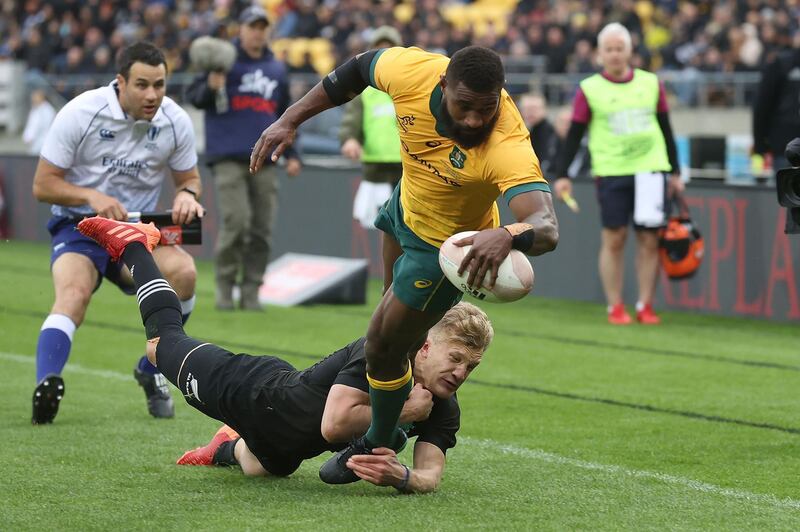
[519,93,560,181]
[186,6,302,311]
[753,46,800,172]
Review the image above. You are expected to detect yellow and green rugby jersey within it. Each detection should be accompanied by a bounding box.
[369,46,550,248]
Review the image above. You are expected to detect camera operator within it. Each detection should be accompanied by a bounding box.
[753,44,800,172]
[775,138,800,234]
[186,6,302,311]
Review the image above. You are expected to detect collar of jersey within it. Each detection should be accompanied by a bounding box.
[103,81,127,120]
[428,84,451,139]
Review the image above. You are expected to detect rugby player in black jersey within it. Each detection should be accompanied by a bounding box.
[77,216,493,493]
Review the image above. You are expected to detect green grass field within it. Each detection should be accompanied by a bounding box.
[1,240,799,530]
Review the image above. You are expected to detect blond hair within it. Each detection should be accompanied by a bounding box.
[429,302,494,354]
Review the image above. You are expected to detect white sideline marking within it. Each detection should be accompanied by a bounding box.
[3,351,799,510]
[0,351,129,381]
[462,439,800,510]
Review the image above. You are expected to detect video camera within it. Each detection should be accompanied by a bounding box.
[776,137,800,234]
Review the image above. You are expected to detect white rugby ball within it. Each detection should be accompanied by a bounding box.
[438,231,534,303]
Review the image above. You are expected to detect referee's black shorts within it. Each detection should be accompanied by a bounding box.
[595,173,670,230]
[154,333,304,476]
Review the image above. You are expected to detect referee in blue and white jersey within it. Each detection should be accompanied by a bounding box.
[30,42,205,424]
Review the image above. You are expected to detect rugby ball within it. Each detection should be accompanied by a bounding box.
[438,231,534,303]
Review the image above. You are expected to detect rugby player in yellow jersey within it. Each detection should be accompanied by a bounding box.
[250,45,559,484]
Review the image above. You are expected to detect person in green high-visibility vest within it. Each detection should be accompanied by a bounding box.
[555,22,684,326]
[339,26,403,230]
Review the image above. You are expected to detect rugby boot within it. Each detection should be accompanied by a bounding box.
[319,429,407,484]
[177,425,240,466]
[134,368,175,419]
[31,374,65,425]
[77,216,160,261]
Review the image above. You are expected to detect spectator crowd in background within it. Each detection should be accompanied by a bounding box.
[1,0,799,104]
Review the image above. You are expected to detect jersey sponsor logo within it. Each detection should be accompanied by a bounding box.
[607,107,652,135]
[445,167,465,181]
[449,146,466,169]
[102,156,149,178]
[425,141,442,148]
[231,94,277,114]
[99,129,116,140]
[414,279,433,289]
[400,140,461,187]
[397,115,415,132]
[238,69,279,99]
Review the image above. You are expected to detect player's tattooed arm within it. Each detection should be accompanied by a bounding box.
[455,191,559,289]
[507,190,559,255]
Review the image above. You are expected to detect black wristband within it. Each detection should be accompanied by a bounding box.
[395,464,411,491]
[178,187,198,199]
[503,223,535,252]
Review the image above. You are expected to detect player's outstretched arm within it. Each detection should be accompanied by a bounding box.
[250,51,380,173]
[347,441,445,494]
[33,158,127,220]
[321,383,433,443]
[250,83,333,173]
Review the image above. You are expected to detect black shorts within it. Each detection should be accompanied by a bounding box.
[595,173,669,230]
[155,336,305,476]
